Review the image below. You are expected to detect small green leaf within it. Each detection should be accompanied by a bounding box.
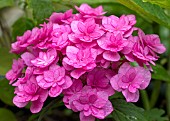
[0,47,17,75]
[144,108,168,121]
[117,0,170,28]
[12,17,35,40]
[152,64,170,82]
[142,0,170,9]
[0,0,14,8]
[0,108,17,121]
[111,99,147,121]
[0,79,15,106]
[109,92,124,100]
[28,0,54,24]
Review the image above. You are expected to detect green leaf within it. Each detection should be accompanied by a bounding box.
[28,0,54,24]
[144,108,168,121]
[117,0,170,28]
[0,47,17,75]
[0,0,14,9]
[63,0,116,4]
[152,64,170,82]
[142,0,170,9]
[111,99,147,121]
[12,17,35,40]
[159,26,170,55]
[0,79,15,106]
[0,108,17,121]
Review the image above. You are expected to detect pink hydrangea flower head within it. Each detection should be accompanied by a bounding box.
[87,68,115,96]
[110,62,151,102]
[69,86,113,120]
[63,46,97,79]
[75,4,106,18]
[102,15,136,37]
[6,58,25,84]
[71,18,105,42]
[31,48,58,68]
[13,76,48,113]
[36,64,72,97]
[49,9,73,24]
[5,3,167,118]
[63,79,83,108]
[98,33,127,61]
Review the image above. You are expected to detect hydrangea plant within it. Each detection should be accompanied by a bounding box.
[5,3,166,121]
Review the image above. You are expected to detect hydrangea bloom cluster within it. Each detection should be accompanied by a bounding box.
[6,3,166,121]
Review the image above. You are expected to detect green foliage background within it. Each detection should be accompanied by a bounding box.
[0,0,170,120]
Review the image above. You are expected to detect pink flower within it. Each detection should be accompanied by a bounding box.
[31,48,58,68]
[97,33,127,61]
[110,62,151,102]
[6,58,25,84]
[13,67,33,86]
[87,68,115,96]
[69,86,113,120]
[36,64,72,97]
[13,76,48,113]
[70,18,105,42]
[63,46,97,79]
[63,79,83,108]
[11,27,40,54]
[102,15,136,37]
[21,52,36,66]
[36,22,53,49]
[51,24,71,51]
[125,29,166,66]
[75,4,106,18]
[139,29,166,54]
[49,9,73,24]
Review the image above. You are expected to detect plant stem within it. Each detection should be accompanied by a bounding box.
[140,90,150,110]
[150,81,161,108]
[38,96,63,121]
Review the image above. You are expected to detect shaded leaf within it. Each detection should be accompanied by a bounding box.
[0,108,17,121]
[152,64,170,82]
[12,17,35,40]
[142,0,170,9]
[111,99,147,121]
[144,108,168,121]
[0,47,17,75]
[117,0,170,28]
[38,97,63,121]
[28,0,54,25]
[0,79,15,106]
[109,92,124,100]
[0,75,5,80]
[0,0,14,9]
